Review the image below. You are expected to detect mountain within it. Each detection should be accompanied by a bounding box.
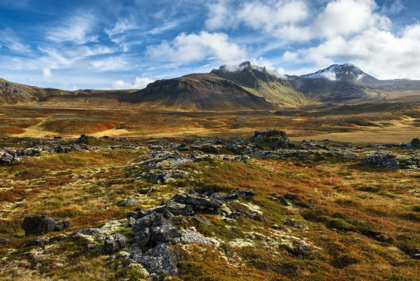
[120,73,274,111]
[301,63,379,84]
[1,62,420,110]
[296,64,420,102]
[211,62,307,106]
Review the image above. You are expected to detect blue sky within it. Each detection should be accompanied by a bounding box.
[0,0,420,90]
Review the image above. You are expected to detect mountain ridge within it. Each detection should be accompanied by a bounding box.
[2,62,420,110]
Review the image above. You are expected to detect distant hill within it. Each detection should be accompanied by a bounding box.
[120,73,274,111]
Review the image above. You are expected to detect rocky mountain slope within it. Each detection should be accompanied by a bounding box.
[211,62,307,106]
[0,79,72,104]
[120,73,274,111]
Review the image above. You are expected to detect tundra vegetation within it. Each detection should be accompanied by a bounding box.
[0,129,419,281]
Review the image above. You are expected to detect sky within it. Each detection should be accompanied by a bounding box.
[1,0,420,90]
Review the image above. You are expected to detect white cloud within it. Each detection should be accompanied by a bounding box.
[381,0,405,15]
[90,56,133,72]
[112,77,155,89]
[205,0,311,43]
[315,0,390,38]
[105,17,137,38]
[146,31,246,64]
[46,12,97,44]
[43,68,52,80]
[237,0,309,30]
[205,0,237,30]
[0,28,30,53]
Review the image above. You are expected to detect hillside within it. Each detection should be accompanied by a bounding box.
[211,62,307,107]
[0,78,73,104]
[121,73,275,111]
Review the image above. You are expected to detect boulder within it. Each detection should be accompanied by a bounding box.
[104,234,126,254]
[21,215,70,236]
[214,189,256,201]
[127,207,146,220]
[118,198,141,207]
[165,200,195,216]
[411,138,420,149]
[253,130,290,149]
[172,194,223,209]
[139,243,179,275]
[132,228,151,248]
[151,226,180,243]
[361,152,399,169]
[0,150,19,165]
[135,214,156,231]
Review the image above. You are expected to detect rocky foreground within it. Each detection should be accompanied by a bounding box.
[1,130,420,280]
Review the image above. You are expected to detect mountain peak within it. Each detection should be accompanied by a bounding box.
[301,63,378,84]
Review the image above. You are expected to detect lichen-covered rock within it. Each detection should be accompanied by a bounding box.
[104,234,126,254]
[253,130,290,149]
[151,226,180,243]
[135,214,156,231]
[118,198,141,206]
[139,243,179,275]
[361,152,399,169]
[165,200,195,216]
[179,228,215,246]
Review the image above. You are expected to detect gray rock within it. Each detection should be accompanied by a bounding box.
[139,243,179,275]
[127,207,145,220]
[411,138,420,149]
[214,189,256,201]
[179,229,213,245]
[192,216,211,226]
[135,214,156,231]
[165,200,195,216]
[118,198,141,207]
[72,228,100,238]
[22,215,70,236]
[253,130,290,149]
[362,152,399,169]
[104,234,126,254]
[343,153,358,160]
[172,194,223,209]
[132,228,151,248]
[151,226,180,243]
